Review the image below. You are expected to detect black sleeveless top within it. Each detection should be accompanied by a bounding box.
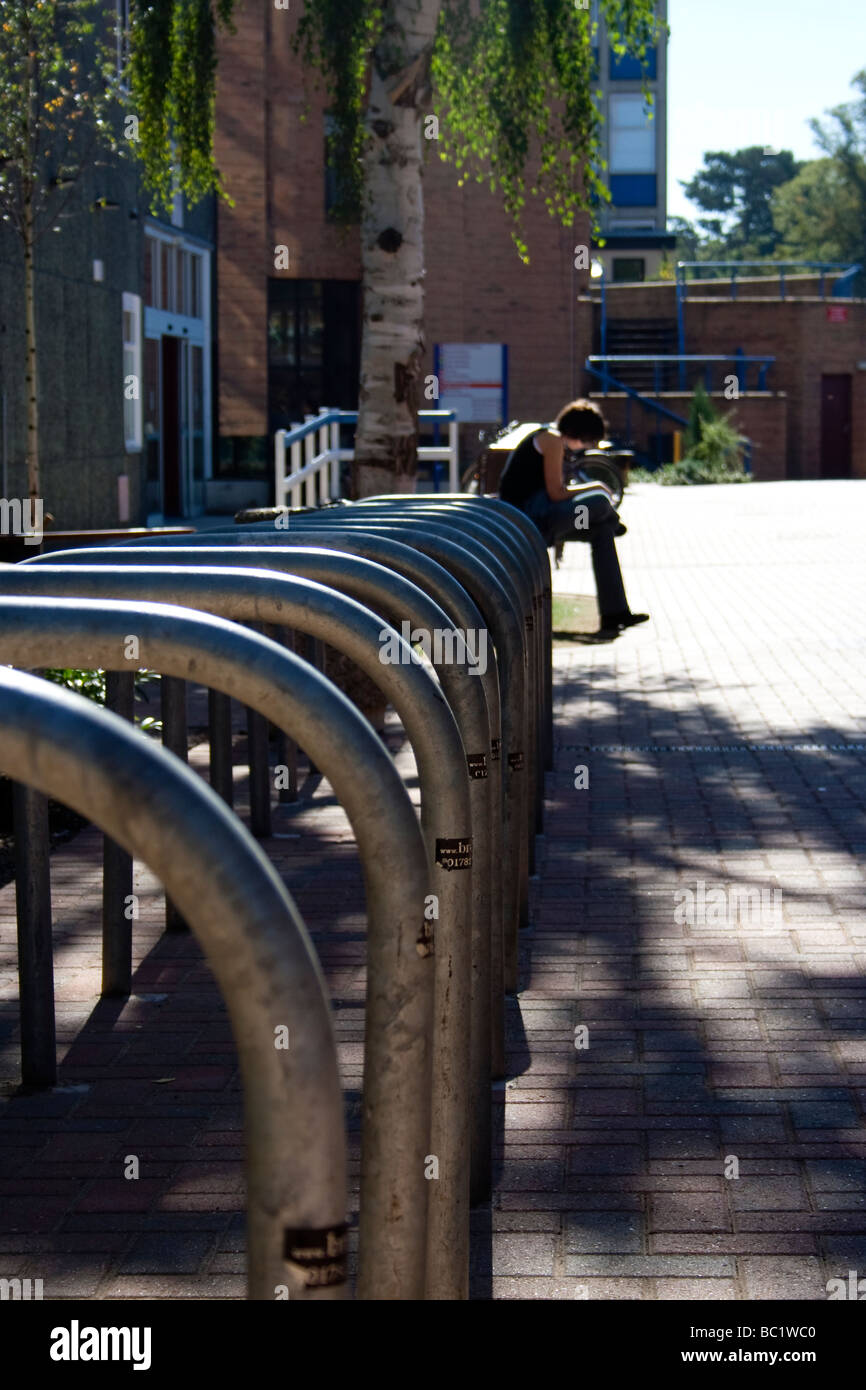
[499,427,549,507]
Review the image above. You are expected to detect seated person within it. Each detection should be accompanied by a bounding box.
[498,399,648,638]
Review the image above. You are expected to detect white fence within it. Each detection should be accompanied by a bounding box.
[275,409,460,509]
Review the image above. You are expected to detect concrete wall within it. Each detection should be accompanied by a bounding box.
[0,158,146,529]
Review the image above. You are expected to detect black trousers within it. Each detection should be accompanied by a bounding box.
[521,484,629,619]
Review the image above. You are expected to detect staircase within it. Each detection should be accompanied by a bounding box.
[603,319,679,390]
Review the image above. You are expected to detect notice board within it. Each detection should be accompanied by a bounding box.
[434,343,508,423]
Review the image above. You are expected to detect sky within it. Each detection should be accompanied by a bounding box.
[666,0,866,222]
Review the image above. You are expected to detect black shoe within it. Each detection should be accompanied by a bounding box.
[597,610,649,637]
[614,520,628,537]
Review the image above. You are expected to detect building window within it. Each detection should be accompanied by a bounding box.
[189,253,202,317]
[610,174,657,207]
[612,258,646,283]
[609,94,656,174]
[267,279,361,435]
[609,46,657,81]
[144,232,205,318]
[122,292,143,451]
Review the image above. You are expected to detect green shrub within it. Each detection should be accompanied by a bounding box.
[685,381,717,453]
[40,668,163,732]
[631,387,750,485]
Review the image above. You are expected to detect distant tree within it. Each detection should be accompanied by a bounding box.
[666,214,720,265]
[680,146,803,261]
[0,0,122,506]
[772,159,862,266]
[772,71,866,274]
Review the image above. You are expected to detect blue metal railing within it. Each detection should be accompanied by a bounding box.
[587,353,775,394]
[676,261,862,356]
[584,357,762,472]
[584,360,688,467]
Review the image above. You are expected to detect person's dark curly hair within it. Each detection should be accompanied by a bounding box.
[555,399,606,444]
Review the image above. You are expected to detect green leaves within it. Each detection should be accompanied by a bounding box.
[41,668,163,731]
[433,0,662,262]
[127,0,235,212]
[293,0,383,226]
[0,0,122,241]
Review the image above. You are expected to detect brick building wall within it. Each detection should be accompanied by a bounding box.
[585,278,866,480]
[597,393,789,483]
[213,6,593,480]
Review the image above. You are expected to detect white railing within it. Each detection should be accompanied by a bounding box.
[275,409,460,509]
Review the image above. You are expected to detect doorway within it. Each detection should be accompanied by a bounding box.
[161,336,181,515]
[152,334,205,517]
[820,375,852,478]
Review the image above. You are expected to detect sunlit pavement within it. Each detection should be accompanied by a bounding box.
[478,480,866,1299]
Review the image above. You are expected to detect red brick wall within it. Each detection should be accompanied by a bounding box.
[214,4,269,437]
[595,393,789,482]
[214,11,593,442]
[591,281,866,479]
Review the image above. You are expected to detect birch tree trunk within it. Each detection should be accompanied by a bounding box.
[351,0,442,498]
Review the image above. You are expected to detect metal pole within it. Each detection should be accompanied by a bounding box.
[161,675,189,932]
[13,781,55,1088]
[0,598,434,1299]
[361,503,545,837]
[19,542,508,1101]
[0,665,348,1300]
[35,570,474,1266]
[102,670,136,995]
[319,495,553,779]
[103,530,530,996]
[266,625,298,803]
[246,701,273,838]
[270,518,532,962]
[208,688,234,806]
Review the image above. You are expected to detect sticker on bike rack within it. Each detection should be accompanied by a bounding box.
[467,753,488,779]
[283,1223,348,1289]
[508,751,524,771]
[435,837,473,871]
[490,738,502,762]
[417,918,434,957]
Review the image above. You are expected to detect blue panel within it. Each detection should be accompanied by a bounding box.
[609,47,657,80]
[610,174,657,207]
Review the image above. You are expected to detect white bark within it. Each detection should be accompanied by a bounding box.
[353,0,442,498]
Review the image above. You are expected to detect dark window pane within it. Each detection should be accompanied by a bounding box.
[612,258,646,283]
[609,46,657,80]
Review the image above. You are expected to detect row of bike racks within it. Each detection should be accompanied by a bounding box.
[0,493,553,1300]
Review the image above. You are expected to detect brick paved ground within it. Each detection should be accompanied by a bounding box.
[480,479,866,1300]
[0,479,864,1300]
